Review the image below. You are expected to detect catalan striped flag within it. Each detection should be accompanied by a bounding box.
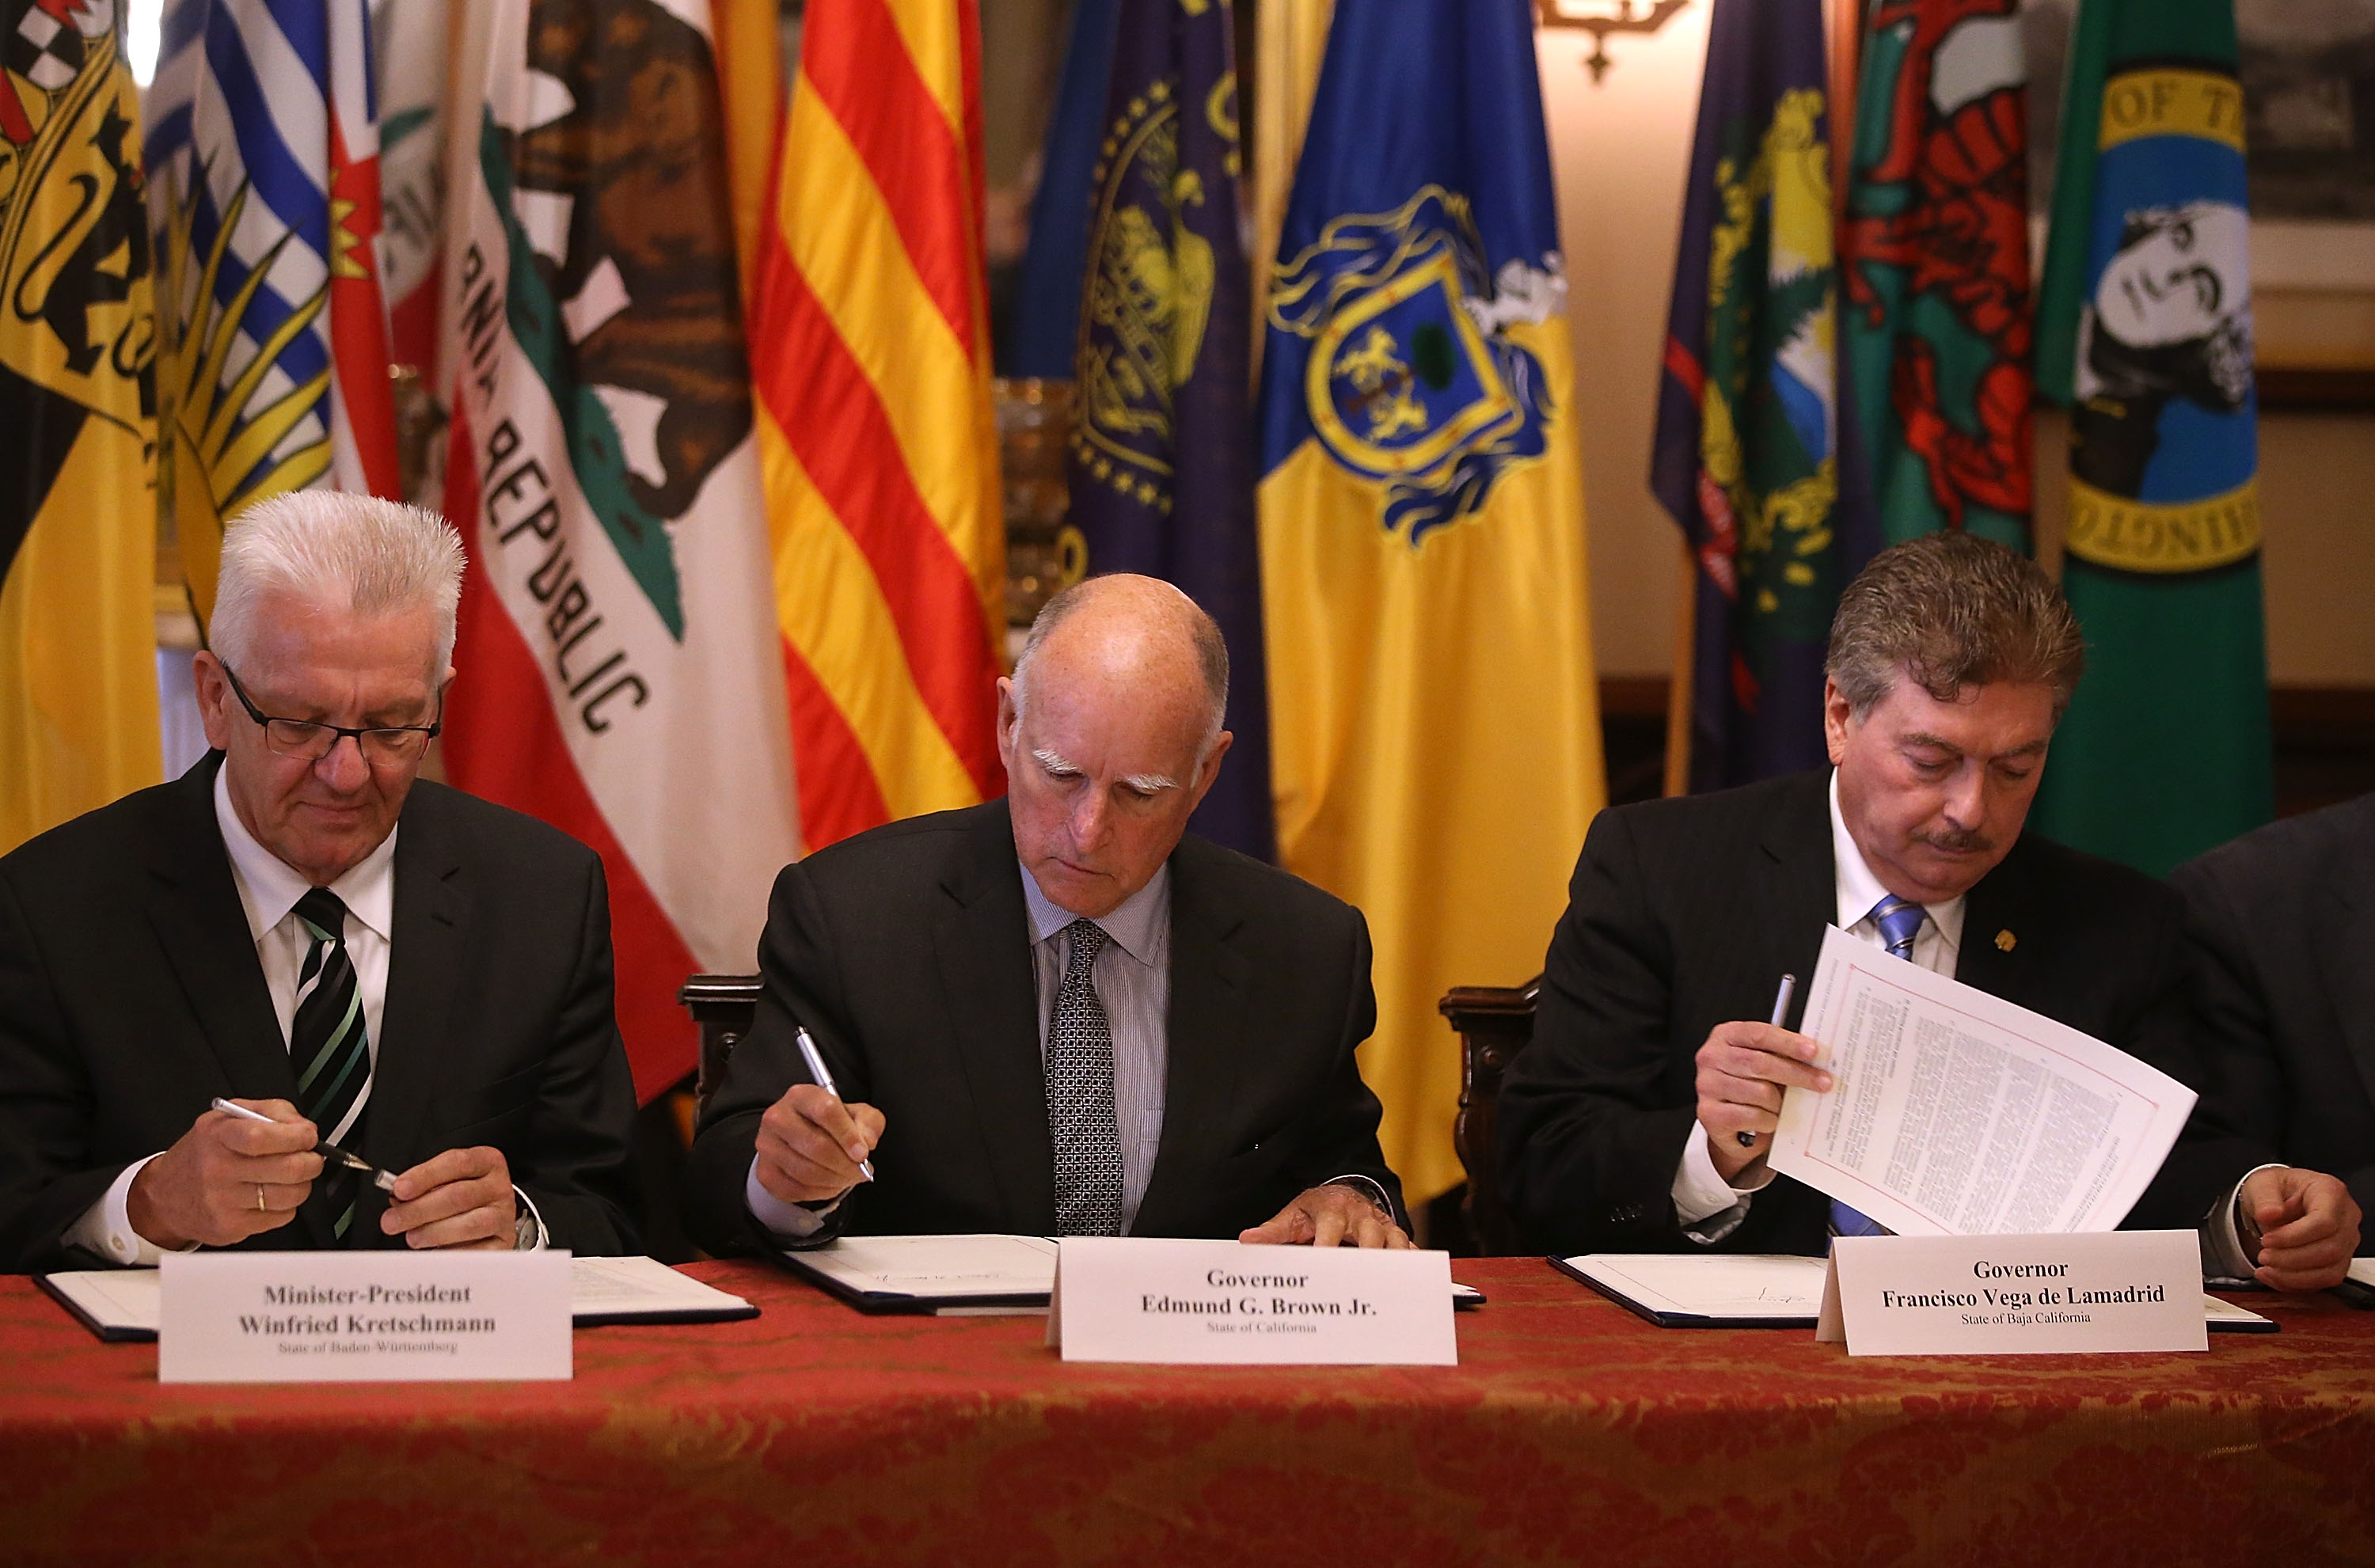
[748,0,1007,851]
[0,0,161,851]
[146,0,401,628]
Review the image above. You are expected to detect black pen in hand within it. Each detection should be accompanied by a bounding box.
[1737,974,1797,1150]
[211,1096,399,1193]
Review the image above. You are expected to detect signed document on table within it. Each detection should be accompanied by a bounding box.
[1556,1253,1831,1327]
[1558,1254,2275,1332]
[780,1236,1492,1316]
[1769,926,2196,1239]
[39,1255,758,1342]
[779,1235,1064,1315]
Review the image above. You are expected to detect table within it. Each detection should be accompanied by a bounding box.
[4,1257,2373,1566]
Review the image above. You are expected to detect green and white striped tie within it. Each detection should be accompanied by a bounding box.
[291,888,370,1240]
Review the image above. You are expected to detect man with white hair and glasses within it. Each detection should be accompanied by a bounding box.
[684,573,1409,1252]
[0,494,638,1271]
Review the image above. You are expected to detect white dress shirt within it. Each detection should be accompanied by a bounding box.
[1670,773,1963,1243]
[1666,771,2264,1270]
[66,769,544,1263]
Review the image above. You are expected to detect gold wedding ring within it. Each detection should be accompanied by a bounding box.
[256,1184,267,1213]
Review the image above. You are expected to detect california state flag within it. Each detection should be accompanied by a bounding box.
[435,0,800,1098]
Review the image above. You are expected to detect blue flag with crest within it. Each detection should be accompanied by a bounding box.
[1068,0,1272,860]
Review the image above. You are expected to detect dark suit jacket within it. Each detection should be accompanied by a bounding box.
[0,755,640,1272]
[2171,792,2375,1249]
[683,799,1402,1252]
[1498,771,2259,1258]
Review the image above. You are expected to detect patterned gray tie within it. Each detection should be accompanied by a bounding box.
[1045,918,1123,1236]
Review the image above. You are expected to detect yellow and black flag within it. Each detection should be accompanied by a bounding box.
[0,0,159,852]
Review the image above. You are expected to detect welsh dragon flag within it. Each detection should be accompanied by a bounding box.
[436,0,800,1098]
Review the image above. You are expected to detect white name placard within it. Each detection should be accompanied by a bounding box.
[158,1250,572,1383]
[1816,1231,2206,1357]
[1045,1237,1456,1365]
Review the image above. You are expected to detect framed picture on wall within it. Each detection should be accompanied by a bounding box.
[2024,0,2375,408]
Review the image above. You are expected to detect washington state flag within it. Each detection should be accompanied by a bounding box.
[2031,0,2270,875]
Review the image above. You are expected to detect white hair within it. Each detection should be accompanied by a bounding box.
[209,492,467,678]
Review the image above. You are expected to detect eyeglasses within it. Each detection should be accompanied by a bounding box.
[218,660,444,767]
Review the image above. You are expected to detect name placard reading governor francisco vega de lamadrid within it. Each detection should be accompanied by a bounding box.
[1817,1230,2206,1357]
[1046,1236,1457,1365]
[158,1251,572,1383]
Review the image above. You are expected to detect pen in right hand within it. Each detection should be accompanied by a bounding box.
[1737,974,1798,1150]
[795,1027,876,1183]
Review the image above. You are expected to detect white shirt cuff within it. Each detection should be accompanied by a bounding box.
[63,1155,199,1266]
[2206,1164,2287,1279]
[1672,1123,1776,1244]
[745,1156,842,1241]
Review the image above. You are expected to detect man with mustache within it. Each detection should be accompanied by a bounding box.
[1499,533,2358,1288]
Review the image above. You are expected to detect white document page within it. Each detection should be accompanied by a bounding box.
[44,1256,748,1335]
[566,1255,754,1318]
[1770,925,2197,1236]
[42,1267,163,1334]
[791,1234,1060,1300]
[1568,1254,1828,1320]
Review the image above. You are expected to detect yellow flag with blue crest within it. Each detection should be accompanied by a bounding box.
[1256,0,1603,1204]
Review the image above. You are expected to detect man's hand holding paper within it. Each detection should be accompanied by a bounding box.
[1769,926,2198,1239]
[1694,1023,1832,1184]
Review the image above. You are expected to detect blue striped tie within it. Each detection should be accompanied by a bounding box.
[291,888,370,1240]
[1832,895,1928,1240]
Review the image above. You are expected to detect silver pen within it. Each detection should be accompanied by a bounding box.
[794,1027,876,1182]
[210,1095,400,1192]
[1736,974,1797,1149]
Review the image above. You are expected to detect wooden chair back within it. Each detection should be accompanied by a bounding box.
[677,974,760,1122]
[1437,978,1540,1256]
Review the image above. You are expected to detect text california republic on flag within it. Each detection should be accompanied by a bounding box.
[436,0,798,1098]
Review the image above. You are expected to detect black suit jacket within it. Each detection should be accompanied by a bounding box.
[683,799,1402,1252]
[0,756,640,1272]
[1498,771,2259,1258]
[2171,792,2375,1248]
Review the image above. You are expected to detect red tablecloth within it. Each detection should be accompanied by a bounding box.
[3,1257,2372,1566]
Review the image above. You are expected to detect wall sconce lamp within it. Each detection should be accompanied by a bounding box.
[1534,0,1691,83]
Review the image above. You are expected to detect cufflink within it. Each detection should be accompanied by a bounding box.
[1995,929,2016,953]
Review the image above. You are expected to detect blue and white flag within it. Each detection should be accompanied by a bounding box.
[146,0,398,628]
